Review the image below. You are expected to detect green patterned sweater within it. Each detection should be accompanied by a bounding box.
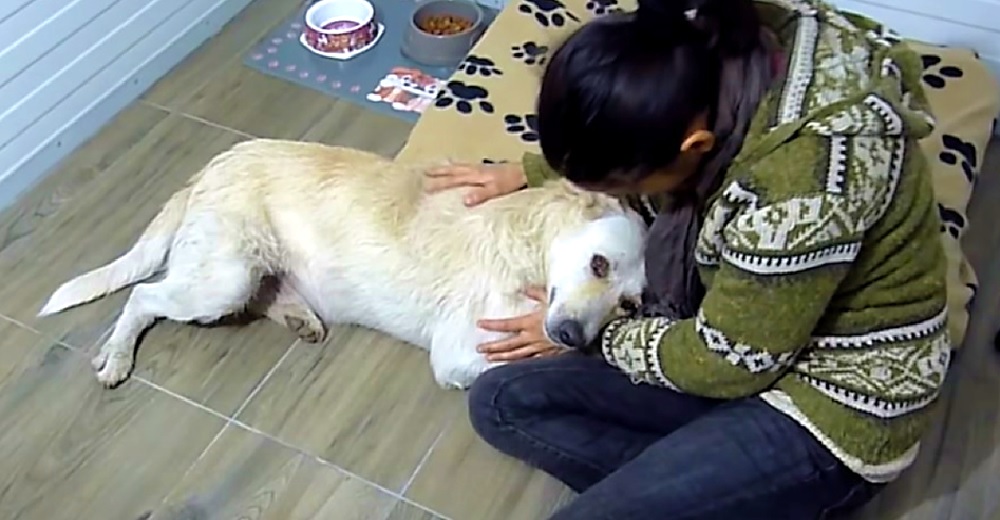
[523,0,951,483]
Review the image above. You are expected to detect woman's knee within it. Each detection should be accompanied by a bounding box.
[467,362,531,443]
[467,357,572,442]
[467,364,505,440]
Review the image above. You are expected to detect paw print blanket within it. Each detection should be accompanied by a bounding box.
[396,0,618,164]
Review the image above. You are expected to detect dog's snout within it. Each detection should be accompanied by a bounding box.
[553,320,586,348]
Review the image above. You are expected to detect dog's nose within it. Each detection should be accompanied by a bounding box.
[554,320,586,348]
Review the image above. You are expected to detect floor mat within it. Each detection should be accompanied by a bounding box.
[243,2,495,124]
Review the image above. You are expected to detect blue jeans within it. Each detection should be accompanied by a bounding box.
[467,354,883,520]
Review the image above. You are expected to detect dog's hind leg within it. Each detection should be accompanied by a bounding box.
[92,214,263,387]
[93,260,258,387]
[251,277,326,343]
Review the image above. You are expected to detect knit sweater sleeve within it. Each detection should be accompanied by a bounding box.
[601,135,878,399]
[522,152,560,188]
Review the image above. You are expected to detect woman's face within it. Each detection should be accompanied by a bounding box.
[579,152,704,196]
[625,166,699,195]
[578,118,715,197]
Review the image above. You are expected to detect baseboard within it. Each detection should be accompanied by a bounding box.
[0,0,254,213]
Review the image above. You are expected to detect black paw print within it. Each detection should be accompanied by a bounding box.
[585,0,622,15]
[504,114,539,142]
[460,55,503,77]
[517,0,580,27]
[939,134,978,182]
[921,54,964,89]
[938,203,965,239]
[435,80,494,114]
[511,41,549,66]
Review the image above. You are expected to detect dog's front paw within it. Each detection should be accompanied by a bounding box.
[439,379,470,391]
[92,347,134,388]
[432,367,476,391]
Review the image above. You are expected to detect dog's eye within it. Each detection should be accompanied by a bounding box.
[590,254,610,279]
[619,298,639,316]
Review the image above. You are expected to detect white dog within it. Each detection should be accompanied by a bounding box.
[39,139,647,389]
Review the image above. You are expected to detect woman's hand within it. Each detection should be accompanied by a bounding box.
[423,162,528,206]
[477,286,564,362]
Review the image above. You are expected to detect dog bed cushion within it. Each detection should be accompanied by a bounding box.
[395,0,1000,347]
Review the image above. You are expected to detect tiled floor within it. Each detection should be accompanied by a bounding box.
[0,1,998,519]
[0,2,573,519]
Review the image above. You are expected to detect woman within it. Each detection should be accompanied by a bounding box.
[425,0,951,517]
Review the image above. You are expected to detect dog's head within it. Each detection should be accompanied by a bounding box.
[544,210,647,350]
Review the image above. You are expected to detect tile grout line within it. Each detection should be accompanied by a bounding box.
[0,311,114,356]
[400,428,447,496]
[0,313,43,335]
[11,315,450,518]
[149,339,300,510]
[75,322,115,355]
[140,99,259,139]
[153,422,239,512]
[230,339,299,420]
[400,403,464,496]
[33,320,233,513]
[134,373,452,520]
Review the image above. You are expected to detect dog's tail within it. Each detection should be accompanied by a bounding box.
[38,186,192,316]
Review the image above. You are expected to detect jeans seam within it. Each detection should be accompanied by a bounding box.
[488,369,620,479]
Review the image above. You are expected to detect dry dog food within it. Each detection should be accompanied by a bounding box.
[418,14,473,36]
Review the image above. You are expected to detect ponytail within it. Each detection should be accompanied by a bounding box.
[683,0,776,203]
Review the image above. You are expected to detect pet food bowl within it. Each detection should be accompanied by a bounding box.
[300,0,383,60]
[401,0,485,67]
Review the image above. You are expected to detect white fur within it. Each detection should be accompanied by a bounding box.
[38,139,647,389]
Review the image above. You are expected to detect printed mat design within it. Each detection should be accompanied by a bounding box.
[243,2,496,123]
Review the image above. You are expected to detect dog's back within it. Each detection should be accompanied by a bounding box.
[204,140,623,351]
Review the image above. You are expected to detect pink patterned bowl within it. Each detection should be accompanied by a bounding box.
[302,0,379,55]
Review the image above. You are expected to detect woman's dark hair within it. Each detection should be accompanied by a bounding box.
[537,0,778,318]
[537,0,774,189]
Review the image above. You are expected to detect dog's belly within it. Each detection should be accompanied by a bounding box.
[289,263,443,350]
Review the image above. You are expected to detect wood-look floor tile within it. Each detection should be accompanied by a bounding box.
[384,501,442,520]
[174,60,413,151]
[144,0,303,108]
[236,326,463,491]
[153,424,441,520]
[405,412,574,520]
[93,318,298,416]
[178,65,338,139]
[0,104,168,263]
[0,114,245,335]
[0,318,48,391]
[299,104,413,157]
[0,335,225,520]
[0,115,298,413]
